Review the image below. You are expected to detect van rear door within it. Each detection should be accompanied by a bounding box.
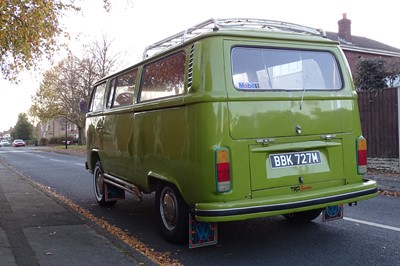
[226,43,354,191]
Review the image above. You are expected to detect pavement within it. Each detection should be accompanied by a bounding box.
[364,170,400,195]
[0,161,155,266]
[0,151,399,266]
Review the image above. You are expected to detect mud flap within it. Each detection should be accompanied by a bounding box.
[189,213,218,248]
[322,204,344,222]
[104,183,125,201]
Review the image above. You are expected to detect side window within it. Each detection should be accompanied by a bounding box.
[89,82,106,112]
[140,52,186,101]
[113,69,138,107]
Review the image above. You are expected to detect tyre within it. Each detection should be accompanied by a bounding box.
[284,209,322,223]
[155,183,189,244]
[93,161,117,207]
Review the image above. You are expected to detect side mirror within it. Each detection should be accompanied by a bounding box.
[79,100,88,113]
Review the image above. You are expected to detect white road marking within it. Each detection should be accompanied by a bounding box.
[344,217,400,232]
[1,149,85,171]
[50,159,66,163]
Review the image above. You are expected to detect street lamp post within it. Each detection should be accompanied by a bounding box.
[65,115,68,150]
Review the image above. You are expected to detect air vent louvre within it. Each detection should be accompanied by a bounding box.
[187,45,195,90]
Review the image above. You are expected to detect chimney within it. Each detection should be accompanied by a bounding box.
[338,13,352,42]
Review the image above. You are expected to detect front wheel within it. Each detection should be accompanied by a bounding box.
[93,161,117,207]
[155,183,189,244]
[284,209,322,223]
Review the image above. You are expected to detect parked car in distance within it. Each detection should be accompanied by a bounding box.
[12,139,26,147]
[62,140,72,145]
[0,140,11,147]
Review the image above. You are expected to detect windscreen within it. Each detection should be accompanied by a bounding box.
[231,47,342,91]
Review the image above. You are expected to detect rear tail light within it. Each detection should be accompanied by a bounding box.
[215,147,231,192]
[357,136,367,174]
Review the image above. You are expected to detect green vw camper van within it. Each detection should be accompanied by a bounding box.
[83,18,377,247]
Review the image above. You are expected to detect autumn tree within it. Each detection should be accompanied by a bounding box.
[0,0,78,81]
[30,37,119,144]
[11,113,34,140]
[0,0,119,82]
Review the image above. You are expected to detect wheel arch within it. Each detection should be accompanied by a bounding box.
[154,176,190,244]
[89,150,101,170]
[147,172,187,203]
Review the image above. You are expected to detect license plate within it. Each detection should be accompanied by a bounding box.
[270,151,321,168]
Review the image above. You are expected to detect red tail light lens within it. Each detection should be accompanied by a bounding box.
[215,148,231,192]
[357,136,367,174]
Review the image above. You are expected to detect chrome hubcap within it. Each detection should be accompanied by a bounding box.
[95,169,104,199]
[161,188,178,230]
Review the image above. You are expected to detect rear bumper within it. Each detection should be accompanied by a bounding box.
[195,179,377,222]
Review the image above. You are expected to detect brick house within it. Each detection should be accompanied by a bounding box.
[326,15,400,162]
[36,118,79,143]
[326,13,400,77]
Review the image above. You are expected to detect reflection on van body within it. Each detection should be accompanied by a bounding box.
[84,18,377,247]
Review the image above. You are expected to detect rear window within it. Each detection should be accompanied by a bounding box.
[231,47,342,91]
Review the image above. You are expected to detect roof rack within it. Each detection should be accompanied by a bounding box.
[143,18,325,59]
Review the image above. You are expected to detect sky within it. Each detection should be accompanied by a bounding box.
[1,0,400,132]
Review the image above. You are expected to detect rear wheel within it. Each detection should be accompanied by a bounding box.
[93,161,117,207]
[155,183,189,244]
[284,209,322,223]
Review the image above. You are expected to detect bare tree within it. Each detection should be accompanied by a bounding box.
[30,36,119,144]
[84,35,120,78]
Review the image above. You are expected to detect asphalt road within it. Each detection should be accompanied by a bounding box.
[1,146,399,265]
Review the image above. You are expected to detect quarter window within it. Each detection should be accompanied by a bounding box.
[140,52,186,101]
[231,47,342,91]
